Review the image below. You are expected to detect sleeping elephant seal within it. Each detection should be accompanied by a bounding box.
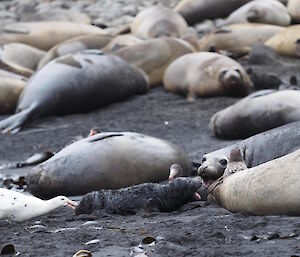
[130,6,188,39]
[27,132,193,198]
[174,0,252,25]
[198,121,300,186]
[163,52,252,100]
[287,0,300,23]
[102,34,144,53]
[210,90,300,139]
[211,149,300,216]
[37,34,112,69]
[113,38,195,87]
[223,0,291,26]
[0,51,148,134]
[0,22,107,51]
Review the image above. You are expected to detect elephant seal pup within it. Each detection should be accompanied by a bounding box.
[211,149,300,216]
[0,22,107,51]
[131,6,188,39]
[287,0,300,23]
[174,0,252,25]
[198,24,284,55]
[27,132,193,198]
[0,51,148,134]
[114,38,195,87]
[223,0,291,26]
[163,52,252,100]
[102,34,144,53]
[210,90,300,139]
[37,34,112,69]
[198,121,300,185]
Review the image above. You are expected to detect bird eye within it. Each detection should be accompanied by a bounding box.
[201,157,206,163]
[220,159,228,166]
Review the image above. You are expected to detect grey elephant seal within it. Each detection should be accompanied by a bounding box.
[198,121,300,185]
[222,148,247,178]
[163,52,252,100]
[131,6,188,39]
[211,149,300,216]
[210,90,300,139]
[27,132,193,198]
[0,51,148,134]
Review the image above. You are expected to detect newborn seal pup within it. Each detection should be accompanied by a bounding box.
[75,176,202,215]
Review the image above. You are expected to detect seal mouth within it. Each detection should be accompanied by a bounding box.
[201,175,216,188]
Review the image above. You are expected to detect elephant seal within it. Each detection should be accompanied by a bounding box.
[27,132,193,198]
[0,58,33,78]
[174,0,252,25]
[114,38,195,87]
[222,148,247,177]
[0,43,46,71]
[131,6,188,39]
[210,90,300,139]
[198,121,300,186]
[287,0,300,23]
[0,51,148,134]
[223,0,291,26]
[265,25,300,57]
[198,24,284,55]
[37,34,112,69]
[102,34,144,53]
[0,22,107,51]
[163,52,252,100]
[211,149,300,216]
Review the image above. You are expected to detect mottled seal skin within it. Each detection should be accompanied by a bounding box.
[198,121,300,184]
[210,90,300,139]
[131,6,188,39]
[174,0,252,25]
[27,132,193,199]
[75,176,202,215]
[212,149,300,216]
[0,51,148,134]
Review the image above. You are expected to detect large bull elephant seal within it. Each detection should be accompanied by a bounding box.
[0,51,148,134]
[0,22,107,51]
[198,121,300,185]
[211,149,300,216]
[174,0,252,25]
[27,132,193,198]
[113,38,195,87]
[287,0,300,23]
[37,34,112,69]
[210,90,300,139]
[131,6,188,39]
[163,52,252,100]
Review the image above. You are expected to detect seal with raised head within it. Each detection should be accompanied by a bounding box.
[27,132,193,199]
[163,52,252,100]
[0,51,148,134]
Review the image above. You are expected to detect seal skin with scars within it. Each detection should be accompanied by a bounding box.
[198,121,300,185]
[287,0,300,23]
[174,0,252,25]
[0,22,107,51]
[223,0,291,26]
[131,6,188,39]
[37,34,112,69]
[210,90,300,139]
[265,25,300,57]
[198,24,284,55]
[27,132,193,199]
[0,51,148,134]
[102,34,144,53]
[211,149,300,216]
[163,52,252,100]
[114,38,195,87]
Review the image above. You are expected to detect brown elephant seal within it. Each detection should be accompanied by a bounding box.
[287,0,300,23]
[37,34,112,69]
[0,58,33,78]
[131,6,188,39]
[102,34,144,53]
[163,52,252,100]
[198,24,284,55]
[114,38,195,87]
[210,90,300,139]
[0,50,148,134]
[174,0,252,25]
[211,149,300,216]
[198,121,300,185]
[265,25,300,57]
[0,43,46,71]
[223,0,291,26]
[0,22,107,51]
[27,132,193,198]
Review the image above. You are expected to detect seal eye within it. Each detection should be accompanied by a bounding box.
[220,159,228,166]
[201,157,206,163]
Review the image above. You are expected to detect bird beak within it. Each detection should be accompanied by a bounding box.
[66,199,78,210]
